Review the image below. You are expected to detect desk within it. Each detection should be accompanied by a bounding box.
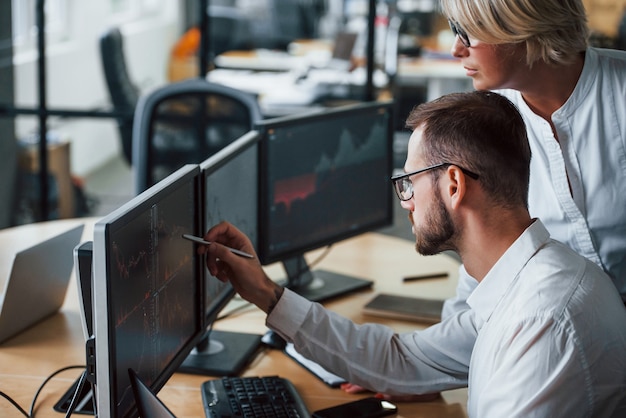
[0,218,468,417]
[207,56,389,117]
[210,49,472,105]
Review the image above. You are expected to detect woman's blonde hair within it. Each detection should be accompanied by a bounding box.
[439,0,589,66]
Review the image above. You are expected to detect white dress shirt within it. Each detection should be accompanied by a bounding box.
[267,220,626,417]
[443,47,626,318]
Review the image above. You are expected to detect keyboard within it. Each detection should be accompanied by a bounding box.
[202,375,311,418]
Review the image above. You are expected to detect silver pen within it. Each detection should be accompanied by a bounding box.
[182,234,254,259]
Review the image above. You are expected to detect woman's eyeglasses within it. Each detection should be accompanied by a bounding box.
[448,20,471,48]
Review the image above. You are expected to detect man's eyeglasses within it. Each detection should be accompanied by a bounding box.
[448,20,471,48]
[391,163,479,201]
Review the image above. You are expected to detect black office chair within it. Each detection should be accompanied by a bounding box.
[132,78,262,194]
[206,5,252,64]
[99,27,140,166]
[244,0,318,51]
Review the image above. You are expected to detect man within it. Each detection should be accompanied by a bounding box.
[201,91,626,417]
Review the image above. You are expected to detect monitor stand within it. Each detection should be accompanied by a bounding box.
[178,329,262,376]
[282,255,373,302]
[54,242,96,415]
[54,370,95,415]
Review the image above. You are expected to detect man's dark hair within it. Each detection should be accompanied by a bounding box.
[405,90,531,209]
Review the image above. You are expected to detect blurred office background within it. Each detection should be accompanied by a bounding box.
[1,0,625,229]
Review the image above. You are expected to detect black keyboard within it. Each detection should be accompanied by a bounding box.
[202,375,310,418]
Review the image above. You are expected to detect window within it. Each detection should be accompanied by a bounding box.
[11,0,162,54]
[109,0,162,23]
[11,0,68,51]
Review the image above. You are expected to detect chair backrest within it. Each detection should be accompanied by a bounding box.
[132,79,262,194]
[99,27,140,165]
[206,5,252,62]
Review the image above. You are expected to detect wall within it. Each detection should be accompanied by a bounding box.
[585,0,626,36]
[13,1,182,178]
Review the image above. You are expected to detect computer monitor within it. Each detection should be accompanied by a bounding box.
[179,130,263,376]
[92,164,205,418]
[256,101,395,302]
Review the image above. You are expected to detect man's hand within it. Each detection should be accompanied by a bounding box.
[200,221,284,313]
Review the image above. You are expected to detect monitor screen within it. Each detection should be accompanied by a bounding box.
[93,164,204,418]
[178,130,263,376]
[256,101,394,302]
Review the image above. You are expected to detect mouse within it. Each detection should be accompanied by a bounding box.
[261,330,287,350]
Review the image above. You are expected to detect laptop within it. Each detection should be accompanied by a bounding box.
[325,31,358,71]
[303,31,358,72]
[0,223,84,344]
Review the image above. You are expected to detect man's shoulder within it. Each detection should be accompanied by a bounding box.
[527,238,598,279]
[519,239,617,312]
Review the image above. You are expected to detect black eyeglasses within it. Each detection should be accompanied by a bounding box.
[448,20,471,48]
[391,163,479,201]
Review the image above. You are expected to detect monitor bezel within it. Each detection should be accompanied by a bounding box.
[255,101,395,266]
[175,130,264,377]
[93,164,205,418]
[198,129,262,315]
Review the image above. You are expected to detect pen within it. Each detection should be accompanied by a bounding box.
[182,234,255,259]
[403,272,448,282]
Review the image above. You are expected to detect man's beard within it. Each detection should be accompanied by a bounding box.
[411,189,456,256]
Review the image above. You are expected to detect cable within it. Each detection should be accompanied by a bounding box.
[288,245,334,285]
[306,245,333,271]
[0,391,30,418]
[216,299,254,321]
[0,365,85,418]
[29,365,85,417]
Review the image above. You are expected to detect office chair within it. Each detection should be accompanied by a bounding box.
[243,0,317,51]
[99,27,140,166]
[132,78,262,194]
[206,5,252,63]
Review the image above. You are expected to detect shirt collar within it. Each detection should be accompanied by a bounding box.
[553,48,596,119]
[467,219,551,322]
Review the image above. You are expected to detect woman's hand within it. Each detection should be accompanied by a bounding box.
[340,383,441,402]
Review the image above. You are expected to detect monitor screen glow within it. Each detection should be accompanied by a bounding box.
[256,101,394,301]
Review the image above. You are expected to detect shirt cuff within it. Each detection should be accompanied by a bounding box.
[266,288,312,339]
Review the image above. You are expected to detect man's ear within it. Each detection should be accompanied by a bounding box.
[444,166,466,209]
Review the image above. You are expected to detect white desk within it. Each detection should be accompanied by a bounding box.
[210,49,472,112]
[207,63,389,117]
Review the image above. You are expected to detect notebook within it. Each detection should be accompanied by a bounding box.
[363,293,444,324]
[0,223,84,344]
[284,342,346,388]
